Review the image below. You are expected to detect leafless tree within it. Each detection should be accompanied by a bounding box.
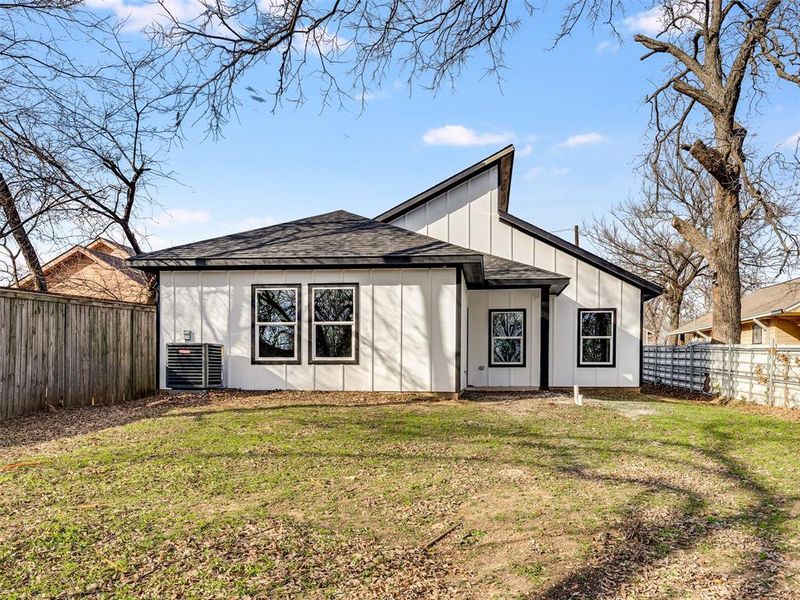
[0,19,178,297]
[153,0,519,131]
[0,0,90,290]
[158,0,799,344]
[586,154,710,344]
[581,0,800,343]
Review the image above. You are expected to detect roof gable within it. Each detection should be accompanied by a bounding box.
[17,240,142,289]
[87,238,134,258]
[373,146,661,300]
[375,145,514,223]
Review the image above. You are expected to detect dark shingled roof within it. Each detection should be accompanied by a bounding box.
[129,210,569,292]
[482,254,569,294]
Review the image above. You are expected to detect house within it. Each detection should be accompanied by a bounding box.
[16,238,151,304]
[671,278,800,346]
[129,146,661,394]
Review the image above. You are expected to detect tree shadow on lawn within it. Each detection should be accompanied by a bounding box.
[532,425,793,599]
[2,392,795,598]
[85,408,793,598]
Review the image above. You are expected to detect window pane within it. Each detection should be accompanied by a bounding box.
[492,312,524,337]
[257,289,296,322]
[581,311,612,337]
[752,325,763,344]
[581,338,611,364]
[259,325,295,358]
[493,338,522,364]
[314,288,354,322]
[315,324,353,358]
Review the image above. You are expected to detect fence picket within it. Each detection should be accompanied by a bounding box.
[643,343,800,408]
[0,288,156,420]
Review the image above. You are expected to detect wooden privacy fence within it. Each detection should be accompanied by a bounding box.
[643,343,800,408]
[0,288,156,420]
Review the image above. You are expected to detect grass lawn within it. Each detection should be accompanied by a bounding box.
[1,388,800,598]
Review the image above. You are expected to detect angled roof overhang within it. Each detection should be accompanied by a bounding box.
[499,212,662,300]
[375,145,515,223]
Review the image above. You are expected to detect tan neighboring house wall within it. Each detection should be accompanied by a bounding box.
[671,278,800,346]
[676,316,800,346]
[15,239,151,304]
[772,316,800,345]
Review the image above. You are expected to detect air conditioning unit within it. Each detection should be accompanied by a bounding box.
[166,343,224,389]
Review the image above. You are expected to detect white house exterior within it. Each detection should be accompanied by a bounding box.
[130,146,660,394]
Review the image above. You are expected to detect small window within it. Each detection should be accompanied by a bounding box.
[252,285,300,364]
[489,309,526,367]
[578,309,616,367]
[310,284,358,363]
[752,324,764,344]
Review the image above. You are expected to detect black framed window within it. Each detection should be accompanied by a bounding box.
[752,323,764,344]
[489,309,526,367]
[309,284,359,364]
[252,284,301,364]
[577,308,616,367]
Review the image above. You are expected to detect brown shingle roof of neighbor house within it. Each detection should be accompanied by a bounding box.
[671,277,800,335]
[17,238,143,287]
[128,210,570,293]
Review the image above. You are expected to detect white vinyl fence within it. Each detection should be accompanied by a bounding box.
[643,344,800,408]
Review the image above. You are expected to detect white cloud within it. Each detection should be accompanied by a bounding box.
[525,166,570,179]
[555,132,607,149]
[422,125,514,147]
[221,216,278,230]
[86,0,201,32]
[624,4,703,35]
[624,6,663,34]
[595,40,619,54]
[779,131,800,150]
[144,212,278,250]
[149,208,211,228]
[517,144,533,157]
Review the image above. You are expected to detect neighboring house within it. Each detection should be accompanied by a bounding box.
[129,146,661,393]
[672,278,800,346]
[16,238,151,304]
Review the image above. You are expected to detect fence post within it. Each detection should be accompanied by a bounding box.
[668,346,673,387]
[768,343,775,406]
[689,344,694,392]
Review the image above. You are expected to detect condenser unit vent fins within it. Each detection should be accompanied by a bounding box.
[166,343,224,389]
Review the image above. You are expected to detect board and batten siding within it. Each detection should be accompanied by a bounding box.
[466,289,541,387]
[388,166,642,387]
[159,268,459,392]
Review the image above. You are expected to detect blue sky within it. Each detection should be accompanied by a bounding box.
[101,2,800,252]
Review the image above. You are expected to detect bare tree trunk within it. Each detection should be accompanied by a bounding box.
[710,185,742,343]
[666,295,683,346]
[0,171,47,291]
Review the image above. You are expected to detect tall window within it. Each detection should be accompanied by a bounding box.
[489,309,526,367]
[252,285,300,364]
[752,323,764,344]
[577,309,616,367]
[310,284,358,363]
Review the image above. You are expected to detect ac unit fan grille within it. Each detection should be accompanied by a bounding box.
[166,343,224,389]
